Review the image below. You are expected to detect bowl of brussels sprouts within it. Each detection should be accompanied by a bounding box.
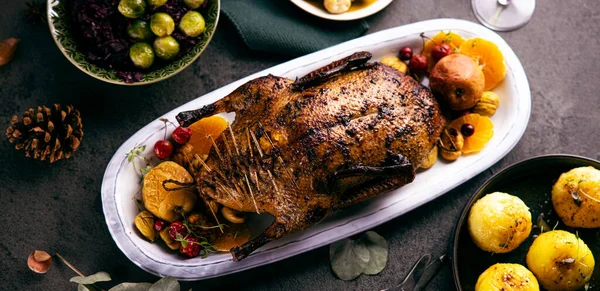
[48,0,220,85]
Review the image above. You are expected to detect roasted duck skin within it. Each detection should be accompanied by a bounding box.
[177,52,446,261]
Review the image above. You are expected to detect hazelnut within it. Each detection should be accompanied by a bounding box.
[439,127,464,162]
[160,227,181,250]
[135,211,157,242]
[420,146,438,169]
[440,148,462,161]
[28,250,52,274]
[380,56,408,74]
[439,127,465,152]
[221,207,246,224]
[472,91,500,117]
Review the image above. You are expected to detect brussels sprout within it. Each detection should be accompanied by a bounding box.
[118,0,146,19]
[148,0,168,7]
[179,11,206,37]
[153,36,180,60]
[150,13,175,37]
[129,42,155,69]
[184,0,206,9]
[127,20,153,41]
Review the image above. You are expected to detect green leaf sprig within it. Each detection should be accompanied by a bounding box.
[54,253,181,291]
[126,145,154,182]
[329,231,389,281]
[173,208,219,258]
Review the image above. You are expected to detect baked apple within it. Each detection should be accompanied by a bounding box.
[430,54,485,110]
[143,161,196,222]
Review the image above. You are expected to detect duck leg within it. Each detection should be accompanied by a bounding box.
[231,199,330,261]
[177,75,293,127]
[292,51,372,90]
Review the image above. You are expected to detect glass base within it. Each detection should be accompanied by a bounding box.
[472,0,536,32]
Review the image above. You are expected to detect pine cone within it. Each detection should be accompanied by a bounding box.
[6,104,83,163]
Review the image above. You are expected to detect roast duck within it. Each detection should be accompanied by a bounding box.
[176,52,446,261]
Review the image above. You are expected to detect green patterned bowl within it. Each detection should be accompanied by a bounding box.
[47,0,220,86]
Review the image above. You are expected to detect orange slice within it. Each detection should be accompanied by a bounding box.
[212,223,251,252]
[422,31,465,71]
[187,115,229,157]
[459,38,506,90]
[448,113,494,154]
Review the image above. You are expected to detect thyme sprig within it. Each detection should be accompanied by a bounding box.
[173,208,225,258]
[126,145,153,182]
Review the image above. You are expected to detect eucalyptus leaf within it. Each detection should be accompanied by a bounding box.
[70,272,112,284]
[359,231,389,275]
[109,282,152,291]
[329,238,370,280]
[148,276,180,291]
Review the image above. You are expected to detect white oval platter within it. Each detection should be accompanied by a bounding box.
[102,19,531,280]
[290,0,394,21]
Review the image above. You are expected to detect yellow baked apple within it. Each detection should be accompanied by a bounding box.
[475,263,539,291]
[552,166,600,228]
[526,230,595,291]
[143,161,196,222]
[430,54,485,110]
[468,192,532,253]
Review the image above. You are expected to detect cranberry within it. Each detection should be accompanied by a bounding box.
[172,126,192,145]
[431,43,452,61]
[461,123,475,137]
[399,46,413,61]
[154,220,167,232]
[180,236,201,257]
[168,221,187,240]
[408,54,428,74]
[154,140,173,160]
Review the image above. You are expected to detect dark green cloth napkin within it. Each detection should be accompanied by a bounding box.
[221,0,369,56]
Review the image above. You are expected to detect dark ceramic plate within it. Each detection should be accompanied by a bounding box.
[452,155,600,290]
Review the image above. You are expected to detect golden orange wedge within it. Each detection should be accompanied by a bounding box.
[187,115,229,157]
[448,113,494,154]
[212,223,251,252]
[459,38,506,91]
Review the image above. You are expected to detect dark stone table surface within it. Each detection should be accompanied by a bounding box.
[1,0,599,290]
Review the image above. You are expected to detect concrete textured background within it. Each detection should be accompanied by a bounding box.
[1,0,599,290]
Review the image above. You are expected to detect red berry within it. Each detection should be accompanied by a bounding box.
[409,54,428,74]
[461,123,475,137]
[399,46,413,61]
[180,236,201,257]
[431,43,452,62]
[154,220,167,231]
[168,221,187,240]
[172,126,192,145]
[154,140,173,160]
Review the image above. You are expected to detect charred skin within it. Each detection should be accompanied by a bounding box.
[177,52,446,261]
